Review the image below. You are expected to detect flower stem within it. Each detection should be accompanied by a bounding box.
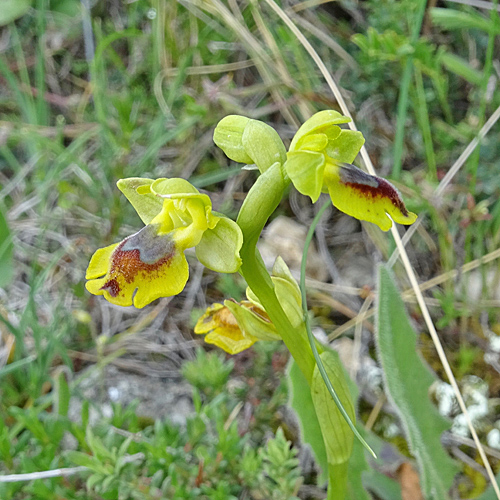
[237,162,316,382]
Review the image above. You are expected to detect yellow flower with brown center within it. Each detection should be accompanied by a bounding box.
[194,302,270,354]
[85,224,187,308]
[86,178,243,308]
[284,110,417,231]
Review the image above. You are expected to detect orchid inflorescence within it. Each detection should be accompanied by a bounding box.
[85,111,416,490]
[86,110,415,317]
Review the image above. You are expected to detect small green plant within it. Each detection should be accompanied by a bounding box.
[259,427,303,500]
[181,348,234,399]
[0,349,306,500]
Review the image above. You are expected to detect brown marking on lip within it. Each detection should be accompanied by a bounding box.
[343,177,409,217]
[110,243,174,282]
[101,278,121,297]
[215,306,240,329]
[99,228,176,297]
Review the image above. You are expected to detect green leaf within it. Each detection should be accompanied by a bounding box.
[310,350,355,499]
[9,407,49,444]
[86,426,113,462]
[346,438,373,500]
[348,425,403,500]
[67,450,109,475]
[0,206,13,288]
[0,355,35,379]
[311,350,355,466]
[363,467,403,500]
[0,0,30,26]
[288,354,403,499]
[376,266,459,499]
[440,53,484,86]
[287,358,328,484]
[431,8,500,34]
[272,276,304,328]
[56,371,70,417]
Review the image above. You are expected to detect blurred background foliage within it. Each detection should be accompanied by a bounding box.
[1,0,500,498]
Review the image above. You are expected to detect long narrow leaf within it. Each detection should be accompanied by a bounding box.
[431,8,500,34]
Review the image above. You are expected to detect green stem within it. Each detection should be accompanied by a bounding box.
[237,163,316,382]
[328,462,349,500]
[300,200,376,458]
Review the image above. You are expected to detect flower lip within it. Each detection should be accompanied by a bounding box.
[99,224,176,297]
[194,303,257,354]
[338,162,411,217]
[323,161,417,231]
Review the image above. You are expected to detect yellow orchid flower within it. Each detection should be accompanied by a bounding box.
[86,178,243,308]
[194,301,277,355]
[194,257,301,354]
[284,110,417,231]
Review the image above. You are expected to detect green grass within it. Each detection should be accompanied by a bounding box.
[1,0,500,498]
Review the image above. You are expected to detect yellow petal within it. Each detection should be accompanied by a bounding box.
[205,330,256,355]
[325,162,417,232]
[194,303,227,333]
[194,303,257,354]
[85,244,119,279]
[85,224,189,308]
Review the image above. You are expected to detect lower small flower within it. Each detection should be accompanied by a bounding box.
[194,300,280,355]
[194,257,301,354]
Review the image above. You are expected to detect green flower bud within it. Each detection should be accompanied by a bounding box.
[242,119,287,172]
[213,115,253,164]
[214,115,287,173]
